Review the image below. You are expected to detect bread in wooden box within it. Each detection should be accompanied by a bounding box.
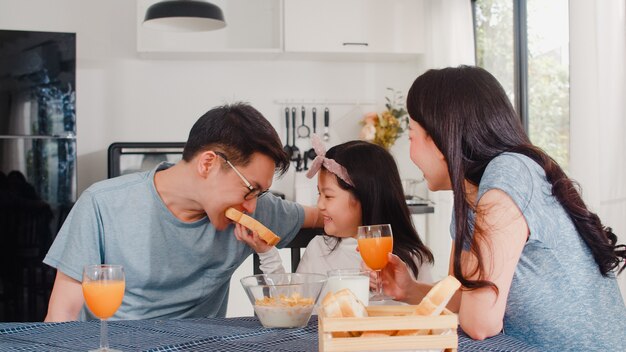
[321,289,368,337]
[396,276,461,336]
[318,306,458,351]
[318,276,461,351]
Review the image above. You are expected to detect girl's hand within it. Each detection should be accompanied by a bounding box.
[379,253,417,301]
[233,223,272,254]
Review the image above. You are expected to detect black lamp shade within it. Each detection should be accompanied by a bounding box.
[144,0,226,32]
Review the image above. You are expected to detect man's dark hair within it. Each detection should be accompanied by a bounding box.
[182,103,290,175]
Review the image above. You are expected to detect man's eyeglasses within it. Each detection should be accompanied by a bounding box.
[215,152,269,200]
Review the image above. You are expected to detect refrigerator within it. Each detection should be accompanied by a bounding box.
[0,29,76,321]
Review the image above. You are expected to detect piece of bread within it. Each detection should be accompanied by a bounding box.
[321,292,352,337]
[415,275,461,317]
[360,330,396,338]
[225,207,281,246]
[321,289,368,337]
[396,275,461,336]
[334,289,368,319]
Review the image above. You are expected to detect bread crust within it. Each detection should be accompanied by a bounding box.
[321,289,368,337]
[414,275,461,317]
[225,207,281,246]
[397,275,461,336]
[334,289,368,319]
[360,330,396,337]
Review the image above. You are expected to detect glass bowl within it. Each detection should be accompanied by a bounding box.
[240,273,327,328]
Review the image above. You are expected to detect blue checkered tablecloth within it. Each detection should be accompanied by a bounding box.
[0,316,539,351]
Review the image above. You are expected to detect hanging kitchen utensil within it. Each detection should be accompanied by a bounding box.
[295,152,303,172]
[297,106,310,138]
[323,107,330,141]
[304,146,316,171]
[305,106,318,170]
[283,107,293,158]
[291,107,300,161]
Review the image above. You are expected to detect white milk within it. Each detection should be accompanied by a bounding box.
[323,275,370,306]
[254,305,314,328]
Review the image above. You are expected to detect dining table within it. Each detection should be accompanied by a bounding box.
[0,315,540,352]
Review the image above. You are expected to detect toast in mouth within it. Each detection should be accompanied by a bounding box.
[225,207,281,246]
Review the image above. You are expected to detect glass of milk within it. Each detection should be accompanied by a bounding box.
[324,269,370,306]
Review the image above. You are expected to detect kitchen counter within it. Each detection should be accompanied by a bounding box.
[408,203,435,214]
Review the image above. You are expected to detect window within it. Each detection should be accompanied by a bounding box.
[473,0,570,168]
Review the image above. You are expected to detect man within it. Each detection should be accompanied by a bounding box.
[44,103,320,321]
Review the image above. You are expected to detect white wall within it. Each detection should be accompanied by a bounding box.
[415,0,476,281]
[569,0,626,302]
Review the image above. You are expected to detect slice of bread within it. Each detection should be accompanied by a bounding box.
[415,275,461,317]
[321,289,369,337]
[334,289,368,319]
[225,207,281,246]
[360,330,396,338]
[395,275,461,336]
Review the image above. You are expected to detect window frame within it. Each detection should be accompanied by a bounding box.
[471,0,529,132]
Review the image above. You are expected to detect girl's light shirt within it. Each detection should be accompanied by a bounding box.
[259,236,432,282]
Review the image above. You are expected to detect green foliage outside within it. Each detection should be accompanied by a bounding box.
[474,0,570,169]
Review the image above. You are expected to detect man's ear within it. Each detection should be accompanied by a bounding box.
[196,150,219,178]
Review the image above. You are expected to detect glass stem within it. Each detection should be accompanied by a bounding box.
[100,318,109,350]
[375,270,383,297]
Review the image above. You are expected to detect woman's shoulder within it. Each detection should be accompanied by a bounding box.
[479,152,548,213]
[481,153,545,189]
[486,152,541,175]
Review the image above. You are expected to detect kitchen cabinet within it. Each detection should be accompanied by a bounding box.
[136,0,283,58]
[136,0,424,60]
[284,0,424,59]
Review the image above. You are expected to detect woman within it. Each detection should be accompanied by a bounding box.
[381,66,626,350]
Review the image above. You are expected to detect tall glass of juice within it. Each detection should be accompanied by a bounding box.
[82,264,125,352]
[357,224,393,301]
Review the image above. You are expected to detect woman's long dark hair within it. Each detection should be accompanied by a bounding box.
[324,141,434,278]
[407,65,626,290]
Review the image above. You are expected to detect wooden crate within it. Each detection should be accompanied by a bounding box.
[318,305,458,352]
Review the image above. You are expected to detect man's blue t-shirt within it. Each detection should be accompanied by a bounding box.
[44,163,304,320]
[452,153,626,351]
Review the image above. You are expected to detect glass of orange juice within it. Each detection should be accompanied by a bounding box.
[82,264,125,352]
[357,224,393,301]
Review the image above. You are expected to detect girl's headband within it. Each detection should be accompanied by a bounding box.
[305,135,354,187]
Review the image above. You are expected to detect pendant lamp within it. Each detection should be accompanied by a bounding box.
[143,0,226,32]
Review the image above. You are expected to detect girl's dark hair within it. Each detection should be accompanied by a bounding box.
[182,103,290,175]
[406,65,626,290]
[325,141,434,278]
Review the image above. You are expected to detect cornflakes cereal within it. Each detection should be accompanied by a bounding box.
[255,292,314,307]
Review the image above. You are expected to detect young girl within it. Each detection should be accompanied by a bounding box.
[380,66,626,350]
[238,136,433,282]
